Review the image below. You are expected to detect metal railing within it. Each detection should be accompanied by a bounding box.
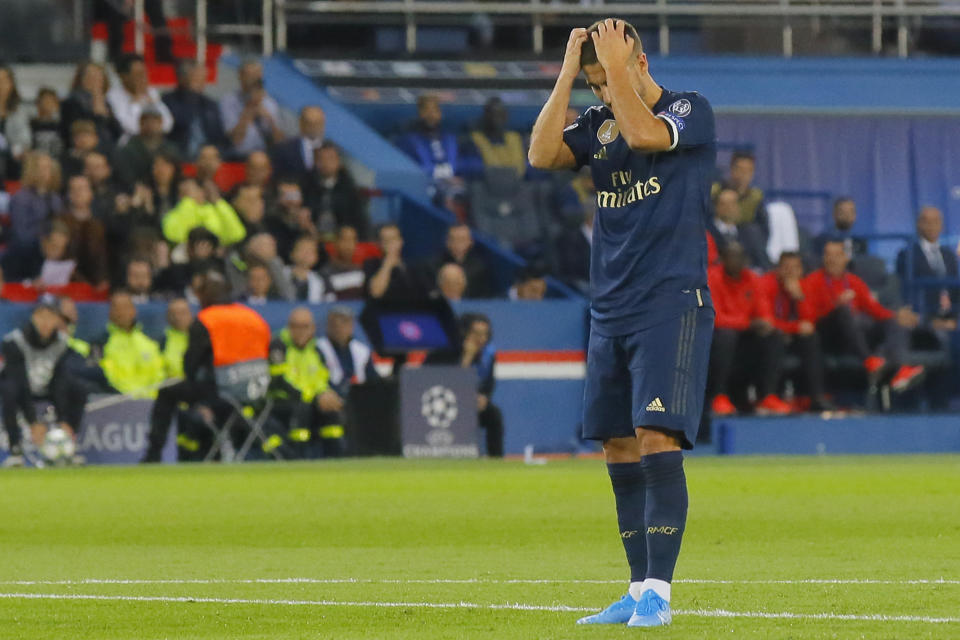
[126,0,275,62]
[275,0,960,57]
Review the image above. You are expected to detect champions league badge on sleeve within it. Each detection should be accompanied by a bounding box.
[668,99,692,117]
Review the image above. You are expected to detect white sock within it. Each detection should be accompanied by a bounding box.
[628,581,644,600]
[641,578,671,602]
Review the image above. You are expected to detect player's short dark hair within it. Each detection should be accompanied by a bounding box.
[580,19,643,68]
[730,150,755,165]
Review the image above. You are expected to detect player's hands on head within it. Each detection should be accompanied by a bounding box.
[560,28,588,79]
[591,19,635,71]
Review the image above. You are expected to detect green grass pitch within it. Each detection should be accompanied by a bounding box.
[1,455,958,639]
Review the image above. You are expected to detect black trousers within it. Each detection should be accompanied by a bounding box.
[785,333,827,399]
[95,0,172,62]
[479,403,504,457]
[817,306,908,364]
[146,380,217,458]
[269,400,345,460]
[709,327,785,399]
[1,372,89,448]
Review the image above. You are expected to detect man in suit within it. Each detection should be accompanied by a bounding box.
[271,106,326,180]
[896,206,959,330]
[812,197,868,263]
[554,204,593,294]
[707,187,770,270]
[163,60,227,159]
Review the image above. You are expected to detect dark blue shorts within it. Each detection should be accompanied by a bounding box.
[582,305,715,449]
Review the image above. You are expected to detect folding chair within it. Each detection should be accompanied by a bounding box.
[203,359,276,462]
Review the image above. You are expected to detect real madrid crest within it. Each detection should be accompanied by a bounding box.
[597,119,620,145]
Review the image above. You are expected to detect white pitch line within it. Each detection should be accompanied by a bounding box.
[1,578,958,586]
[0,593,958,624]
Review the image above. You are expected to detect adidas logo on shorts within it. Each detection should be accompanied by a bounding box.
[646,397,666,413]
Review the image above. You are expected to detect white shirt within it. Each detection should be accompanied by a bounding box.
[581,223,593,245]
[714,219,738,237]
[106,86,174,140]
[300,137,323,171]
[920,238,945,273]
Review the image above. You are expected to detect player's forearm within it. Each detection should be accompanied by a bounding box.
[605,66,669,152]
[528,74,575,168]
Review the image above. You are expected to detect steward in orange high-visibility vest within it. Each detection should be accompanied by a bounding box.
[142,270,271,463]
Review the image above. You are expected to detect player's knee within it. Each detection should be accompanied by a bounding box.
[634,427,681,456]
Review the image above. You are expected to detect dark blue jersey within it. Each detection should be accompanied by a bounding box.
[563,88,716,336]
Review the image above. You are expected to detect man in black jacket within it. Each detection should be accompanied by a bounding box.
[424,313,503,457]
[162,60,228,158]
[303,142,369,239]
[1,303,88,466]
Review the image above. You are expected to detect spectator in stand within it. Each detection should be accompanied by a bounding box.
[707,242,790,416]
[509,264,547,301]
[23,223,75,287]
[708,186,771,270]
[90,291,166,398]
[711,150,766,227]
[302,142,369,240]
[107,54,174,141]
[83,151,118,218]
[8,151,62,248]
[554,204,592,294]
[804,240,925,392]
[317,307,379,399]
[272,106,325,179]
[469,97,526,178]
[220,60,285,157]
[434,223,492,298]
[0,302,88,467]
[61,61,122,152]
[437,263,467,302]
[233,184,268,237]
[194,144,221,185]
[154,227,222,295]
[114,108,180,189]
[424,313,503,457]
[236,150,275,202]
[125,259,158,303]
[556,166,595,225]
[396,94,467,210]
[56,174,109,288]
[321,225,366,300]
[149,150,181,216]
[364,223,426,301]
[105,179,166,285]
[225,232,294,301]
[268,178,317,261]
[896,206,959,333]
[758,251,832,411]
[162,178,246,247]
[61,120,101,179]
[30,88,64,160]
[160,298,192,379]
[286,235,330,303]
[0,64,31,180]
[242,262,277,306]
[163,59,227,158]
[812,197,867,262]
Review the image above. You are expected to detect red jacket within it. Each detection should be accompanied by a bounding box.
[706,232,719,266]
[802,269,894,322]
[758,272,815,334]
[708,264,773,330]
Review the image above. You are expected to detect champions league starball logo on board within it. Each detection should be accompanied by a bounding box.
[421,385,458,429]
[398,321,423,342]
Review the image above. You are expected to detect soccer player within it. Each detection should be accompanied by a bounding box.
[529,19,716,627]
